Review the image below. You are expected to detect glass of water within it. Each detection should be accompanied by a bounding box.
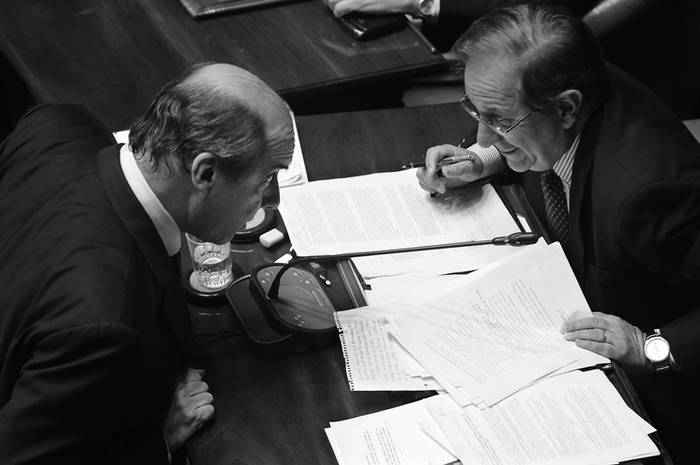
[185,234,233,290]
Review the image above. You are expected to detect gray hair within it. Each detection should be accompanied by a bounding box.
[128,64,265,178]
[453,3,609,112]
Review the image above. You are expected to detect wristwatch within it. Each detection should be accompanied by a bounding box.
[644,329,671,372]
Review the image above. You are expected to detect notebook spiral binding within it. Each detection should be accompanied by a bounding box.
[334,313,355,390]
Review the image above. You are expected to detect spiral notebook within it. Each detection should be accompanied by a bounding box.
[178,0,305,17]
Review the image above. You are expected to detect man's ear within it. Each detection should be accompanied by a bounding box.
[556,89,583,130]
[190,152,218,193]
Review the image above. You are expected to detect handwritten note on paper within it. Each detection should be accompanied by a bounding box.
[389,242,608,406]
[335,309,440,391]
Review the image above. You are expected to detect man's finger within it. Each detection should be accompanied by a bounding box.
[190,391,214,408]
[440,160,474,179]
[195,404,215,422]
[563,328,607,343]
[562,315,608,332]
[425,144,460,176]
[181,381,209,397]
[574,339,615,358]
[184,368,205,382]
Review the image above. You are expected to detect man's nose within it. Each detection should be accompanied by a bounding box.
[261,176,280,210]
[476,122,501,148]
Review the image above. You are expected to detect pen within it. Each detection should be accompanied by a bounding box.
[309,261,332,286]
[400,153,475,172]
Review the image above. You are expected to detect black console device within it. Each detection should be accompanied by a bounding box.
[338,13,407,40]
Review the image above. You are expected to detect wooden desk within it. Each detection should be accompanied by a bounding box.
[186,103,670,465]
[0,1,445,130]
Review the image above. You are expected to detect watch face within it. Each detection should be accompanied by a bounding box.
[645,338,670,363]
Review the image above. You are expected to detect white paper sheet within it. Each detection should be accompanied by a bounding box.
[352,244,523,278]
[363,274,474,308]
[335,308,441,391]
[326,399,458,465]
[277,110,308,188]
[385,242,608,406]
[279,170,519,256]
[425,370,659,465]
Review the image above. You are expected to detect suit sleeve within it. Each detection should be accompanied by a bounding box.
[618,179,700,379]
[0,323,170,465]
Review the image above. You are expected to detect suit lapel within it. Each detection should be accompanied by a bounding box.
[96,146,190,356]
[569,112,602,283]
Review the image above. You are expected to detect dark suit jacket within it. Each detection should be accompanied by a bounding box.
[520,65,700,461]
[0,105,190,464]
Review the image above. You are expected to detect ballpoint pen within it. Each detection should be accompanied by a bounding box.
[400,152,476,176]
[309,261,332,286]
[400,135,475,172]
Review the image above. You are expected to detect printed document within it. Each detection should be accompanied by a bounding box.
[279,169,519,256]
[389,242,608,406]
[336,242,608,407]
[325,398,457,465]
[425,370,659,465]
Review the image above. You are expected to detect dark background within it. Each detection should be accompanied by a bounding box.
[2,0,699,139]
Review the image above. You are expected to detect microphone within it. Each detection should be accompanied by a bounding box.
[265,232,539,300]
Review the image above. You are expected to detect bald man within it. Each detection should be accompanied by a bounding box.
[0,63,294,464]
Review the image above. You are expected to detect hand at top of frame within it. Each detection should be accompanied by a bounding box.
[322,0,419,18]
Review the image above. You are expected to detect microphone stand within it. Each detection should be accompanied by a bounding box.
[265,232,539,300]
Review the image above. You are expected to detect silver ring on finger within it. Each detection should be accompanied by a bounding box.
[603,329,607,343]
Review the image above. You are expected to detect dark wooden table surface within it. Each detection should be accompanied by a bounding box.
[185,103,671,465]
[0,0,446,130]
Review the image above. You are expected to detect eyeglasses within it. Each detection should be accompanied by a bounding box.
[459,94,534,136]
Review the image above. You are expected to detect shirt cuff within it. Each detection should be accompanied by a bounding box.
[414,0,440,19]
[429,0,440,18]
[163,430,173,464]
[466,143,504,178]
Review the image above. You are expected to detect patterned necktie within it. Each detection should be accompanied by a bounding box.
[540,170,569,250]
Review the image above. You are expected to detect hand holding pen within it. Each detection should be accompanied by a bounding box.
[401,151,477,177]
[409,139,486,195]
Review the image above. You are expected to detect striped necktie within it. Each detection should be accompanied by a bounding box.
[540,169,569,250]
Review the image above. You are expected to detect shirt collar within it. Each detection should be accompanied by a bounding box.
[119,144,181,257]
[552,132,580,188]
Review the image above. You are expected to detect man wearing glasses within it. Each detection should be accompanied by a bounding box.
[417,4,700,462]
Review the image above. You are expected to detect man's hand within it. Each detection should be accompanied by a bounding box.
[164,368,215,452]
[322,0,418,18]
[416,144,485,195]
[562,312,652,373]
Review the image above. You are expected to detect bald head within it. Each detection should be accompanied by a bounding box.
[129,62,294,178]
[183,63,292,143]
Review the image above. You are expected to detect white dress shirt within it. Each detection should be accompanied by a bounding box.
[119,144,181,257]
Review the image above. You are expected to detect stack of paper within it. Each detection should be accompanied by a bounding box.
[326,370,658,465]
[276,111,308,188]
[325,399,458,465]
[278,169,522,259]
[336,242,608,407]
[427,370,658,464]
